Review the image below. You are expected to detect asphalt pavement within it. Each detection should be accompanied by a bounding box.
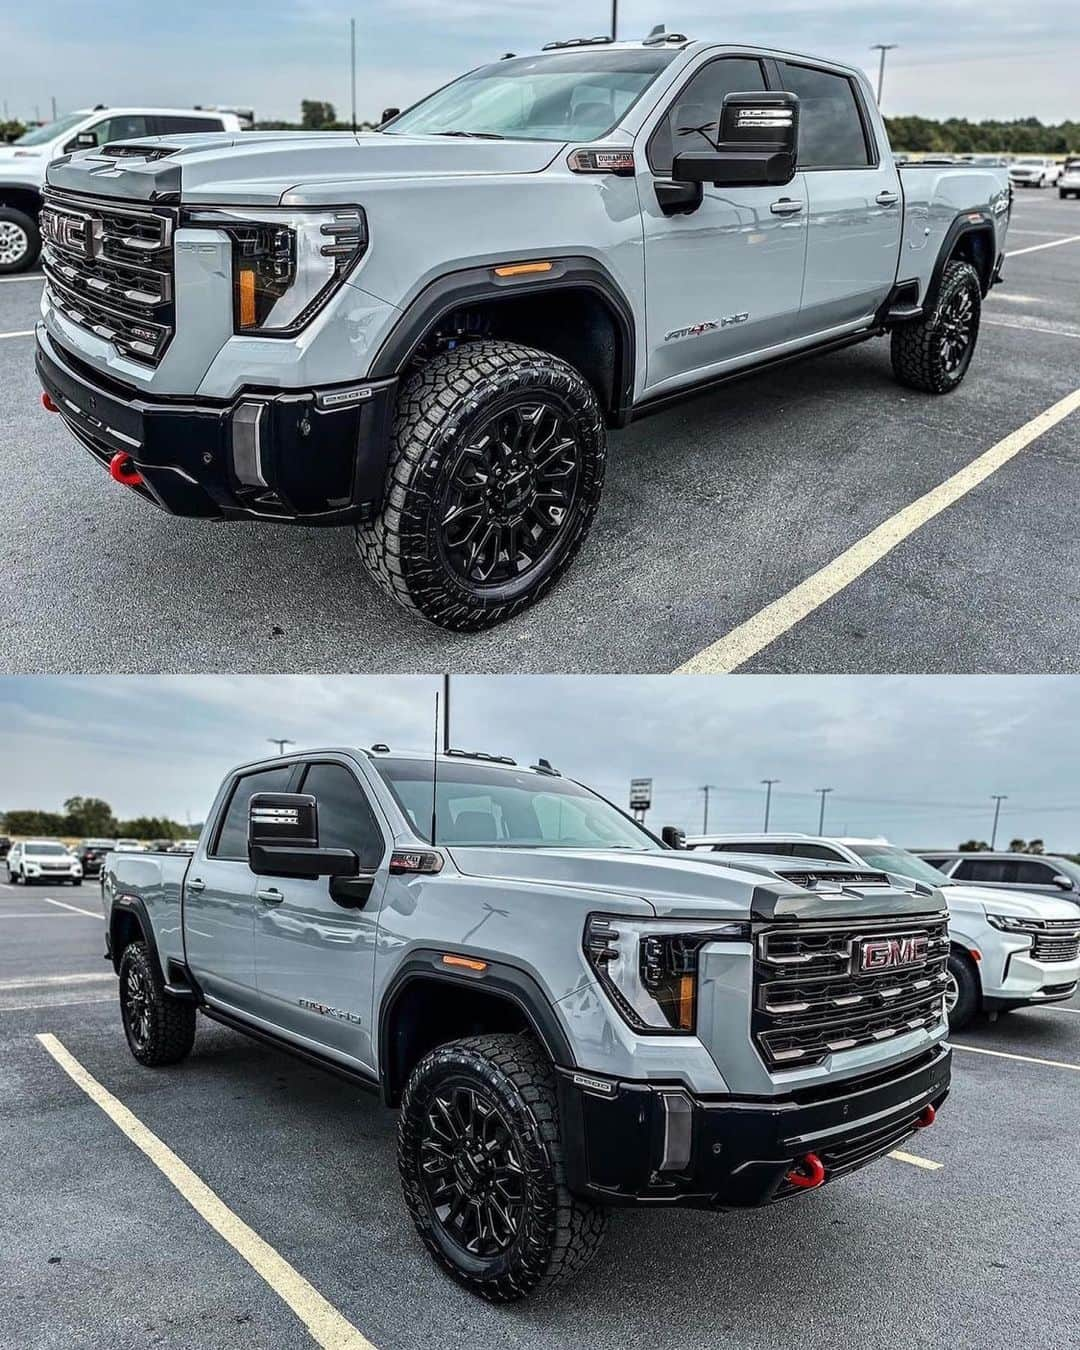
[1,192,1078,674]
[3,874,1080,1350]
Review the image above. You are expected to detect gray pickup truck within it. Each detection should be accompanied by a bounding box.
[37,34,1009,631]
[101,745,951,1300]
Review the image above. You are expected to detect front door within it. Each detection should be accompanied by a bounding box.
[253,758,388,1073]
[639,53,809,396]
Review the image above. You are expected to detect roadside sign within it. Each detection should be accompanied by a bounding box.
[629,778,652,811]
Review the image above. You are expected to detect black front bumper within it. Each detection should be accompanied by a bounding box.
[557,1043,951,1208]
[36,326,396,525]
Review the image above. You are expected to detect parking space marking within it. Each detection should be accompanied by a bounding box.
[35,1033,377,1350]
[0,329,33,341]
[43,896,103,919]
[0,972,113,991]
[985,319,1080,340]
[953,1044,1080,1072]
[0,912,99,919]
[0,274,43,285]
[677,386,1080,673]
[1,996,114,1013]
[888,1150,943,1171]
[1006,234,1080,257]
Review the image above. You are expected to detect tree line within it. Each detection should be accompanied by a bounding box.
[2,796,200,842]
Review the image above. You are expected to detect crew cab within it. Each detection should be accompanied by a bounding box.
[101,745,951,1299]
[6,839,83,885]
[0,107,242,274]
[35,33,1010,631]
[688,833,1080,1028]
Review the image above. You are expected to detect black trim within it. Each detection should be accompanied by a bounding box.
[644,53,770,177]
[107,892,160,975]
[367,256,636,425]
[925,211,997,308]
[200,1004,381,1093]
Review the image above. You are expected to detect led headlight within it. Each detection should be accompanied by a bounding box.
[584,914,749,1033]
[186,206,368,335]
[986,914,1036,933]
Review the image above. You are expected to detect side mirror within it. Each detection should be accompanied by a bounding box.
[248,792,358,879]
[1052,874,1073,890]
[673,91,797,189]
[73,130,99,149]
[380,107,400,126]
[661,825,686,850]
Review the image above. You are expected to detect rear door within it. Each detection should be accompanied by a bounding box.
[253,757,388,1072]
[775,60,902,338]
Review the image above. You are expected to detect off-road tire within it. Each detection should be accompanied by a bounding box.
[0,207,40,275]
[118,941,196,1067]
[945,952,979,1030]
[890,260,982,394]
[356,341,606,631]
[398,1032,607,1301]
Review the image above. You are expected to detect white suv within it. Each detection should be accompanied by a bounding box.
[1008,156,1062,189]
[6,840,84,885]
[1058,157,1080,200]
[687,832,1080,1029]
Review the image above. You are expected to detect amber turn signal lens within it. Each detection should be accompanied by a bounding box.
[441,954,488,972]
[493,261,553,277]
[238,268,257,328]
[677,973,695,1030]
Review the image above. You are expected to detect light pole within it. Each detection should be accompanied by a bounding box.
[268,738,295,756]
[610,0,618,40]
[990,795,1008,849]
[761,779,780,831]
[870,43,898,106]
[700,785,719,833]
[815,787,833,835]
[350,18,357,132]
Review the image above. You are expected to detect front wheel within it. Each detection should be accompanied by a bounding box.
[118,942,196,1066]
[891,260,982,394]
[0,208,41,275]
[356,341,606,631]
[397,1033,607,1301]
[945,953,980,1030]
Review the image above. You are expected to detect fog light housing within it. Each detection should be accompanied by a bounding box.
[231,401,268,488]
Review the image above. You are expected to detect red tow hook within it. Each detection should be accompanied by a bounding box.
[108,451,144,487]
[41,391,58,413]
[916,1104,936,1129]
[785,1152,826,1190]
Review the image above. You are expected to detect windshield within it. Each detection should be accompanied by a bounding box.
[373,757,659,850]
[846,844,949,887]
[385,48,677,142]
[14,112,87,147]
[26,843,71,857]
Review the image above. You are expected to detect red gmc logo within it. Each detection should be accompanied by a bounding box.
[858,933,929,971]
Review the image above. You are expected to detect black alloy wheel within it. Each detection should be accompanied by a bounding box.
[118,942,197,1066]
[890,259,982,394]
[937,286,976,376]
[122,958,153,1054]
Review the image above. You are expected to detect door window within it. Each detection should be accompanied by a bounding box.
[86,115,152,146]
[648,57,767,176]
[152,115,225,135]
[777,63,872,168]
[713,841,792,856]
[790,844,847,861]
[212,765,296,860]
[299,762,385,870]
[1010,859,1057,886]
[952,858,1007,883]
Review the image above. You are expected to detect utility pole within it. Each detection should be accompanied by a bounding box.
[700,785,719,833]
[870,44,898,107]
[350,18,357,132]
[815,787,833,835]
[761,779,780,831]
[268,738,295,756]
[610,0,618,41]
[990,795,1008,849]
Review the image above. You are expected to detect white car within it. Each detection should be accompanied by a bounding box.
[1058,157,1080,199]
[6,840,84,886]
[0,106,242,274]
[687,832,1080,1030]
[1008,156,1062,189]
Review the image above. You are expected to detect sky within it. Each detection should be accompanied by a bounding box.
[2,675,1077,851]
[3,1,1078,126]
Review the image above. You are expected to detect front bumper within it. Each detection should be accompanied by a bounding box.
[36,326,396,525]
[557,1043,950,1208]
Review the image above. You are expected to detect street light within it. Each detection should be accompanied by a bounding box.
[268,738,295,756]
[761,779,780,831]
[990,795,1008,849]
[700,785,720,833]
[870,43,898,106]
[815,787,834,835]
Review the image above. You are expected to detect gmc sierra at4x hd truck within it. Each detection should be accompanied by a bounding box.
[36,34,1010,630]
[101,745,951,1300]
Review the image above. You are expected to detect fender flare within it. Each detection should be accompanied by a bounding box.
[107,892,162,976]
[924,210,998,311]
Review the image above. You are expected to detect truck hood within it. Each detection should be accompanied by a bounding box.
[943,883,1079,921]
[45,131,564,206]
[446,847,940,922]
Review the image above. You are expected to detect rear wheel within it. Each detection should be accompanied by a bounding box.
[0,208,40,275]
[945,952,979,1030]
[890,260,981,394]
[118,942,196,1066]
[397,1033,606,1300]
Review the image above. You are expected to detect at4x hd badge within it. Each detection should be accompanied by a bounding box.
[665,313,749,342]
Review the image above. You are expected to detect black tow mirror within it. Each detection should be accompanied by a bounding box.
[661,825,687,850]
[248,792,359,879]
[673,91,798,189]
[380,107,400,126]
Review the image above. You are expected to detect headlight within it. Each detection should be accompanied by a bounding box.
[584,914,749,1033]
[986,914,1035,933]
[186,206,368,335]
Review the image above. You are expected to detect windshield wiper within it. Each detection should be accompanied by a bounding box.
[434,130,505,139]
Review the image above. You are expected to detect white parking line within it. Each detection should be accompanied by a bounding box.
[43,897,103,920]
[36,1033,377,1350]
[676,386,1080,672]
[0,972,113,991]
[0,329,33,340]
[1,995,114,1013]
[985,319,1080,341]
[1006,234,1080,257]
[0,274,42,285]
[888,1150,943,1171]
[0,912,98,919]
[952,1043,1080,1072]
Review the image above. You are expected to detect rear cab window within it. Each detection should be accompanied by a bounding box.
[777,61,874,168]
[211,765,296,860]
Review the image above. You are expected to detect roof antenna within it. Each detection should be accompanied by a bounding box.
[431,687,441,846]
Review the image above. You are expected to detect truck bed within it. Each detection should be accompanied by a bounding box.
[104,850,191,973]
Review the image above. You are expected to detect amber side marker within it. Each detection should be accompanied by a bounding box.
[238,269,257,327]
[441,954,488,972]
[493,261,553,277]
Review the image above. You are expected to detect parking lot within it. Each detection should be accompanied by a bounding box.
[3,872,1079,1350]
[2,190,1078,676]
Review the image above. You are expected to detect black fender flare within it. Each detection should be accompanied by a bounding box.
[377,950,574,1105]
[107,892,162,976]
[366,255,637,425]
[924,210,998,310]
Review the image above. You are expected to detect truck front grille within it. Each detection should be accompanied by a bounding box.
[1030,920,1080,963]
[753,915,949,1068]
[41,190,176,366]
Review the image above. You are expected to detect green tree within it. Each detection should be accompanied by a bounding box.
[957,839,989,852]
[301,100,336,130]
[63,796,116,836]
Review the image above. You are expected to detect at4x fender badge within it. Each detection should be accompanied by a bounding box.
[572,1072,615,1096]
[299,998,363,1025]
[665,313,749,342]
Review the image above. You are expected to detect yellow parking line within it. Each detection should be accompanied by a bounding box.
[952,1043,1080,1072]
[35,1033,377,1350]
[1006,234,1080,257]
[676,387,1080,672]
[888,1150,943,1171]
[43,897,103,920]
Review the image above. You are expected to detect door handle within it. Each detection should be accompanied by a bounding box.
[770,198,804,215]
[187,878,205,893]
[256,887,284,905]
[875,190,900,206]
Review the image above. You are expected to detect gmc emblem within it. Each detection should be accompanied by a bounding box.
[41,208,95,260]
[857,933,928,971]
